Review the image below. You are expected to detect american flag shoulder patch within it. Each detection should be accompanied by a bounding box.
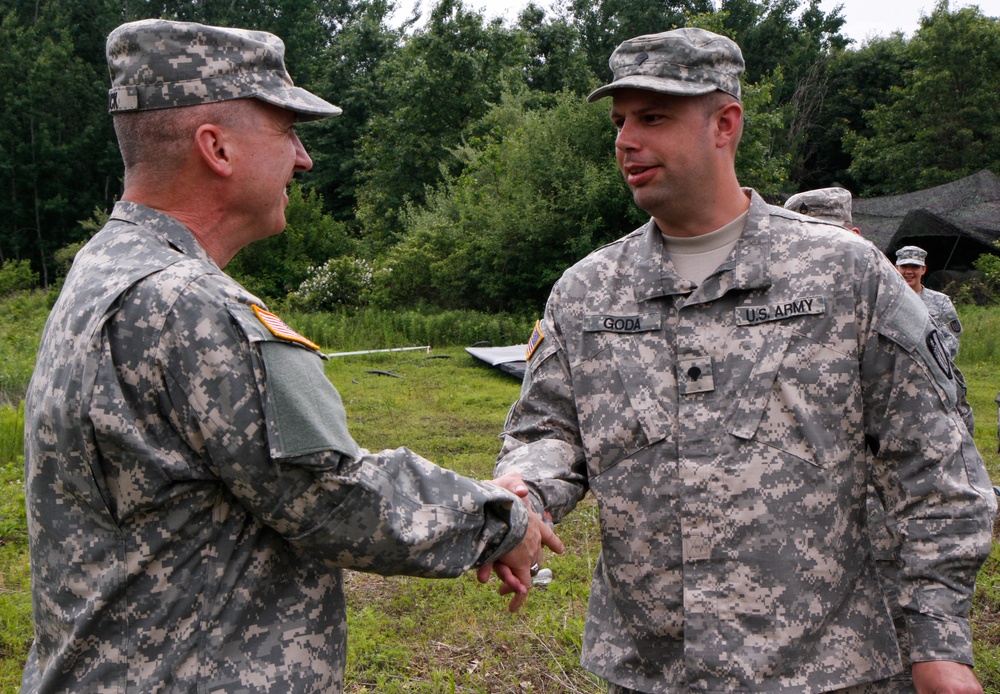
[525,320,545,361]
[251,305,321,352]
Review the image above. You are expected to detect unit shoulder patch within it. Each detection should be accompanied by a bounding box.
[925,329,954,380]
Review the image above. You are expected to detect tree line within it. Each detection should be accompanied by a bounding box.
[2,0,999,315]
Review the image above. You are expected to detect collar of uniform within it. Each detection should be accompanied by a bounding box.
[633,189,773,302]
[726,189,772,292]
[109,200,219,268]
[633,219,692,301]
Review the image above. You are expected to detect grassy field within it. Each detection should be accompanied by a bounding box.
[0,297,998,692]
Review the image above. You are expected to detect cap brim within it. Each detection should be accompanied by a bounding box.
[587,75,720,103]
[254,86,342,121]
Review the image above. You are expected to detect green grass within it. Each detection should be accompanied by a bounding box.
[0,456,30,692]
[283,308,536,354]
[0,292,48,408]
[0,302,998,692]
[958,310,1000,691]
[325,350,604,692]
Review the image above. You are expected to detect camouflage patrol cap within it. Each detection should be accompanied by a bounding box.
[106,19,341,121]
[587,27,744,103]
[783,187,854,229]
[895,245,928,267]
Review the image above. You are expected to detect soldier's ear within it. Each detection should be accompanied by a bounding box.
[194,123,234,178]
[714,100,743,151]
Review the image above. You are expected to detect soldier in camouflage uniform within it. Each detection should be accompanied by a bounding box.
[785,188,917,694]
[783,187,861,234]
[894,245,974,436]
[894,246,963,360]
[489,28,995,693]
[20,19,562,693]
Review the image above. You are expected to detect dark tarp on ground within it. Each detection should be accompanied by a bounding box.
[465,344,527,381]
[853,169,1000,288]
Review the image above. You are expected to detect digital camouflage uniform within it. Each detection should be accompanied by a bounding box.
[918,288,961,360]
[872,250,971,692]
[20,205,528,692]
[893,247,962,362]
[895,246,971,435]
[104,19,343,119]
[495,191,996,693]
[786,190,917,692]
[783,188,855,231]
[23,19,531,692]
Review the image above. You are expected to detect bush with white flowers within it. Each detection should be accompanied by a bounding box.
[290,256,375,311]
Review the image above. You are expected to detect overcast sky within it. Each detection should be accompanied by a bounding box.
[390,0,1000,45]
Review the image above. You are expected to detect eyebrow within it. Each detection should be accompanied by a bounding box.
[610,97,676,118]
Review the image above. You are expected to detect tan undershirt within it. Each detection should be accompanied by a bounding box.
[661,211,749,286]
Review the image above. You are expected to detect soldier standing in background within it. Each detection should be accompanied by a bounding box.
[894,244,974,434]
[894,245,963,359]
[487,27,995,693]
[785,189,950,694]
[783,186,862,235]
[20,19,560,693]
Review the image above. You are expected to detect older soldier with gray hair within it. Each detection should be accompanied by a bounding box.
[488,27,995,694]
[20,19,561,693]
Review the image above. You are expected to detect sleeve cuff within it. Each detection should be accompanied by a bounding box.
[474,491,529,567]
[906,613,975,666]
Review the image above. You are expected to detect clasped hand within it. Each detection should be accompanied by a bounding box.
[477,472,564,611]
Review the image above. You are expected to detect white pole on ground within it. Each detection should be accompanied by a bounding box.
[323,346,431,358]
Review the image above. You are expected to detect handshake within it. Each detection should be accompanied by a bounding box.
[477,472,564,612]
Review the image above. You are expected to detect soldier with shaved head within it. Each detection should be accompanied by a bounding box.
[20,19,561,693]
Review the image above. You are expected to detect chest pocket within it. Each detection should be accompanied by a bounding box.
[726,321,861,468]
[573,325,671,475]
[227,303,359,462]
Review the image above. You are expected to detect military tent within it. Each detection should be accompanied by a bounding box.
[853,169,1000,287]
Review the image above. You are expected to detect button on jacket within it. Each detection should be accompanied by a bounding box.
[496,190,995,693]
[22,202,527,693]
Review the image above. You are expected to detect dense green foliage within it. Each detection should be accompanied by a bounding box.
[373,89,634,312]
[847,1,1000,194]
[227,183,359,300]
[3,0,1000,313]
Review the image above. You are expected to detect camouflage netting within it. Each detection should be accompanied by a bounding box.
[853,170,1000,287]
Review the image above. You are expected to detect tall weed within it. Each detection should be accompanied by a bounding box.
[0,291,49,407]
[0,403,24,467]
